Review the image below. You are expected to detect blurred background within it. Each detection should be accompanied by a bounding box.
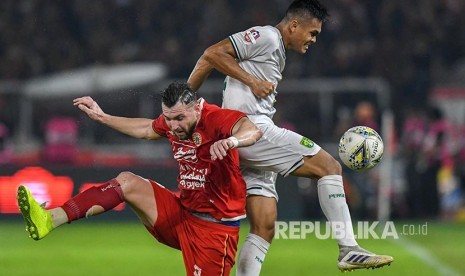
[1,0,465,274]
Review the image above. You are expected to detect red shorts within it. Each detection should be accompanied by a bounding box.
[145,180,240,276]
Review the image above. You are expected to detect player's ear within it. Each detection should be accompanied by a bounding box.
[289,19,299,33]
[193,101,201,113]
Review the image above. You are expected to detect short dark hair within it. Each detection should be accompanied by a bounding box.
[284,0,329,22]
[161,81,197,108]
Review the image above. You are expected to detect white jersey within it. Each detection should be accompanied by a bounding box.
[222,25,321,200]
[223,25,286,119]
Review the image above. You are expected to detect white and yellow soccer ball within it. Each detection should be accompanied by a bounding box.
[338,126,384,170]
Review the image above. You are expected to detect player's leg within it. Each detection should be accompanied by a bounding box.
[17,171,158,240]
[236,195,276,276]
[239,122,392,271]
[292,149,393,271]
[246,195,277,243]
[291,148,359,247]
[236,123,317,275]
[236,167,277,276]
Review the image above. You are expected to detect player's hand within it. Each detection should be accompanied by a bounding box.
[210,139,235,161]
[73,96,105,121]
[250,79,276,99]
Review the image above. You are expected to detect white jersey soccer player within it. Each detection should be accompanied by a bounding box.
[225,25,321,200]
[225,26,283,118]
[188,0,393,274]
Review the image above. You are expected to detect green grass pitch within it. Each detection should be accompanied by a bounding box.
[1,216,464,275]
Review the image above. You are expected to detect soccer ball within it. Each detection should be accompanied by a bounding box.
[338,126,384,170]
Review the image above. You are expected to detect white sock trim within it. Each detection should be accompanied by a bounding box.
[317,175,344,187]
[246,233,270,254]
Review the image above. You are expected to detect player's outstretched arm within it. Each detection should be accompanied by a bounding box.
[188,39,274,98]
[73,96,161,140]
[210,117,262,161]
[187,55,214,92]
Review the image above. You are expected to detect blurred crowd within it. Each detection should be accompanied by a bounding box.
[1,0,465,220]
[1,0,465,105]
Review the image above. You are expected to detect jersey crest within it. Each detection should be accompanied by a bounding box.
[192,132,202,146]
[244,29,260,44]
[300,137,315,148]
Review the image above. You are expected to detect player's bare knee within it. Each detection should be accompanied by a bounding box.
[251,228,275,243]
[324,156,342,175]
[250,219,276,242]
[115,171,138,194]
[311,154,342,177]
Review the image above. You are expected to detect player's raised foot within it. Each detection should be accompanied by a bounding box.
[17,185,54,240]
[337,245,393,272]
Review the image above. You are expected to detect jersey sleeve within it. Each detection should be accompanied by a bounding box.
[151,114,169,137]
[206,109,246,139]
[228,26,280,62]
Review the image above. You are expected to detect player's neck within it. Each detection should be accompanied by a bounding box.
[275,22,288,50]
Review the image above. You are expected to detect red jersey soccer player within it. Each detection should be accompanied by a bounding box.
[17,81,263,275]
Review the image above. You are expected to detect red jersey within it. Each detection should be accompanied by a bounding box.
[152,99,247,221]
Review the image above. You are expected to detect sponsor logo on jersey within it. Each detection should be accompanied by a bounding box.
[179,179,205,190]
[192,132,202,146]
[179,164,209,190]
[179,172,206,190]
[244,29,260,44]
[172,141,198,163]
[300,137,314,148]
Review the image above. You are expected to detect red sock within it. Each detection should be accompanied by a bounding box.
[62,179,124,222]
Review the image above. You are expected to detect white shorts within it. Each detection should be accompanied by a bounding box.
[239,115,321,200]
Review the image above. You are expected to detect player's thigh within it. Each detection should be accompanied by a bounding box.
[291,148,342,179]
[246,195,277,236]
[115,171,158,227]
[239,123,321,176]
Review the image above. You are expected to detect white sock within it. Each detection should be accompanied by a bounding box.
[317,175,358,247]
[236,233,270,276]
